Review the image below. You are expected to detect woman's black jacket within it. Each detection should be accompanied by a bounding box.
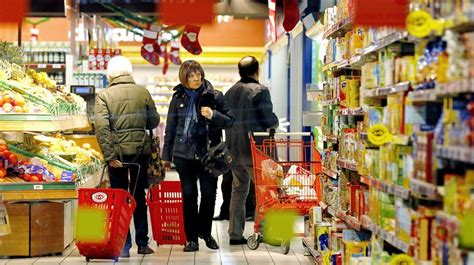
[162,80,234,161]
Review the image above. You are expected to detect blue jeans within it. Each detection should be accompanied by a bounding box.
[108,155,150,249]
[174,157,218,243]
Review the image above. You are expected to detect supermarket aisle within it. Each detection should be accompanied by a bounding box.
[0,171,314,265]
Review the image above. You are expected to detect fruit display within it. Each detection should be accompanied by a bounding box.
[0,59,86,116]
[0,134,103,184]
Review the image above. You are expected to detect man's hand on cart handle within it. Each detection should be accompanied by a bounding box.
[163,161,171,171]
[108,159,123,168]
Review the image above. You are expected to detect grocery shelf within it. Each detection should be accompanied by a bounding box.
[328,206,361,231]
[25,63,65,70]
[337,107,365,116]
[361,31,410,55]
[319,99,339,106]
[437,145,474,164]
[323,17,354,39]
[322,166,338,179]
[151,92,174,96]
[362,176,410,200]
[321,134,338,143]
[0,181,77,202]
[154,101,170,106]
[361,215,411,253]
[435,78,474,97]
[337,159,358,171]
[410,178,440,200]
[302,237,321,262]
[362,82,410,98]
[408,89,438,103]
[0,114,90,131]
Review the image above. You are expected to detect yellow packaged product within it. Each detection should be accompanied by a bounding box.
[344,241,370,264]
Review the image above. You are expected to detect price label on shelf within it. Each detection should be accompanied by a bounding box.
[52,64,61,69]
[33,185,43,190]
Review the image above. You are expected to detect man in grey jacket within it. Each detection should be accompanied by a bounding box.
[225,56,279,244]
[95,56,160,257]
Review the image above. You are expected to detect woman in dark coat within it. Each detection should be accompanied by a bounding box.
[162,60,234,252]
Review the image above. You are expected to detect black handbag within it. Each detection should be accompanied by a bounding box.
[201,141,232,177]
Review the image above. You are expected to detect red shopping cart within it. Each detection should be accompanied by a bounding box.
[75,163,140,263]
[247,132,322,254]
[147,181,186,245]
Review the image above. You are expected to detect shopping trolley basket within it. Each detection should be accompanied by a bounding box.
[76,163,140,263]
[147,181,186,245]
[247,132,322,254]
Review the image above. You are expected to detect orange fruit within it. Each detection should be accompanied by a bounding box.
[3,95,11,104]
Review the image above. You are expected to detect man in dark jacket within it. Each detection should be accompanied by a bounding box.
[95,56,160,257]
[225,56,279,244]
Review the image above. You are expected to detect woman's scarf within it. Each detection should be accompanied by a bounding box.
[182,85,203,143]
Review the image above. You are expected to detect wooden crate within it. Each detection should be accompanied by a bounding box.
[0,201,65,257]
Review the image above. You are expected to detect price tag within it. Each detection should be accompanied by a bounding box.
[33,184,43,190]
[37,64,47,69]
[52,64,61,69]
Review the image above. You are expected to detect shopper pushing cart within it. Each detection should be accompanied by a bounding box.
[247,131,322,254]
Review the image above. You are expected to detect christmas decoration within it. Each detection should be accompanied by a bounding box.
[268,0,277,42]
[181,25,202,55]
[283,0,300,32]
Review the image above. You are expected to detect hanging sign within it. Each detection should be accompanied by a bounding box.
[0,0,28,24]
[159,0,214,25]
[354,0,409,27]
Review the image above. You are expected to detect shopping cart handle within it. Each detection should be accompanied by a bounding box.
[252,132,312,137]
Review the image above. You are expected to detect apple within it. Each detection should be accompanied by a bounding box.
[13,106,23,113]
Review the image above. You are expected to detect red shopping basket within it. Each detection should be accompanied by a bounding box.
[147,181,186,245]
[76,188,136,262]
[76,164,138,263]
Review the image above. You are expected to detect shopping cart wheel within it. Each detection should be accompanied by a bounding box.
[247,234,260,250]
[280,241,290,255]
[113,257,119,262]
[85,257,90,262]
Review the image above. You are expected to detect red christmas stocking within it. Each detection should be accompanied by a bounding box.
[141,23,160,65]
[169,41,182,65]
[283,0,300,32]
[181,25,202,55]
[268,0,277,42]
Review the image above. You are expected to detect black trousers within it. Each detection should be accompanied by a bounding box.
[108,154,150,248]
[219,170,255,218]
[174,156,218,243]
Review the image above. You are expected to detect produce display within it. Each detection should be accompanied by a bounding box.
[304,0,474,264]
[0,134,102,185]
[0,59,86,116]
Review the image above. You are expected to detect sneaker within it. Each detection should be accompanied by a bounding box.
[137,245,155,255]
[230,237,247,245]
[183,242,199,252]
[120,248,130,258]
[200,235,219,250]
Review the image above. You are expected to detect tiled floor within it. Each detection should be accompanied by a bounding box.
[0,172,315,264]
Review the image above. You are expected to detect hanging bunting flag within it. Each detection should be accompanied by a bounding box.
[354,0,409,27]
[159,0,214,25]
[0,0,28,24]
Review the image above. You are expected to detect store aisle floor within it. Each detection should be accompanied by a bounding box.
[0,171,314,265]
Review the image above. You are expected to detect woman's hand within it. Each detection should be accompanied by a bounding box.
[201,107,213,119]
[163,161,172,171]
